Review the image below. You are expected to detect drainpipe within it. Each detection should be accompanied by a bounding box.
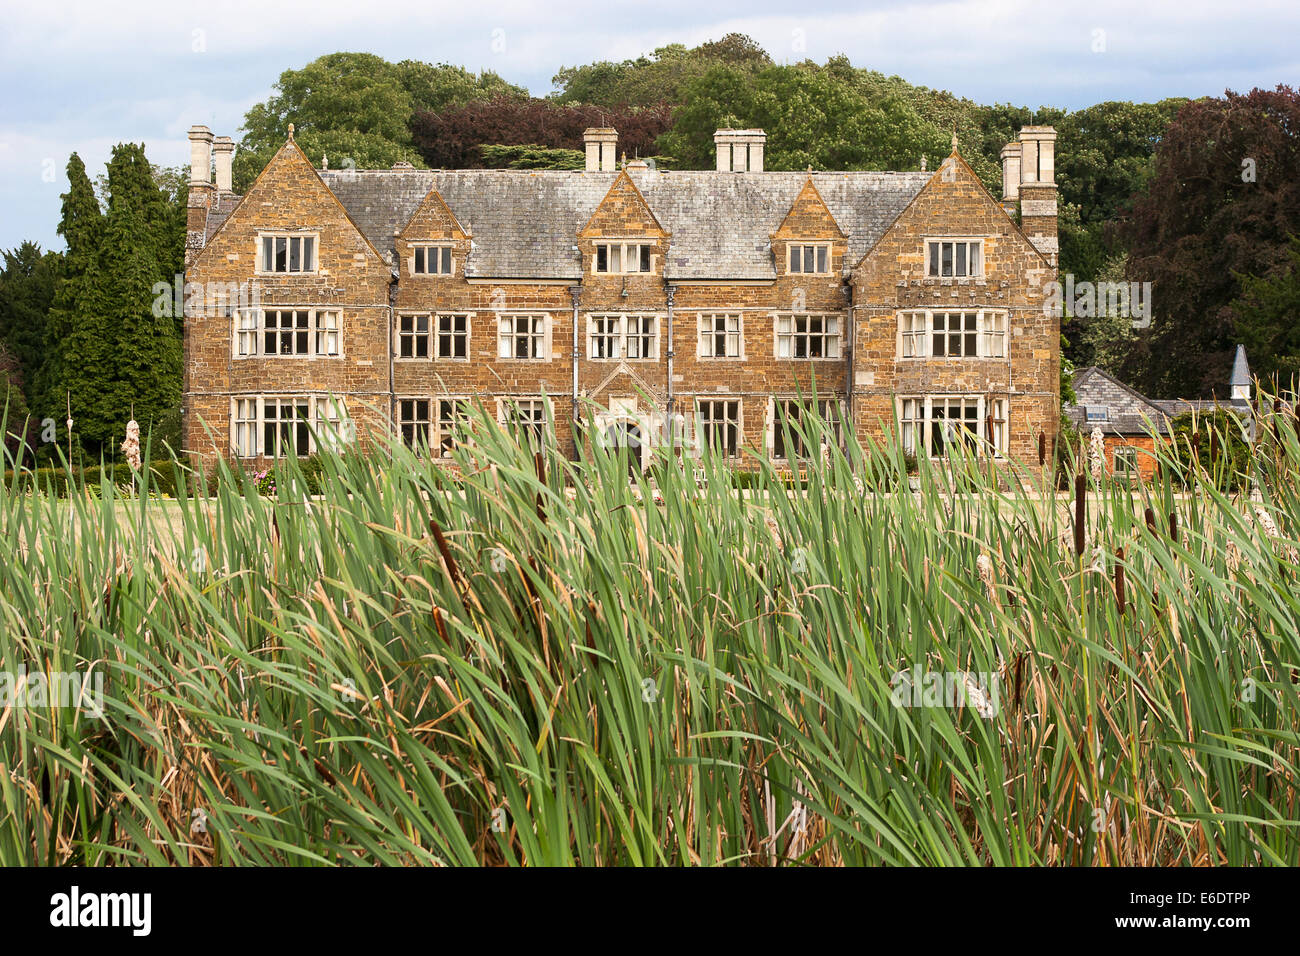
[569,284,581,456]
[665,284,676,444]
[843,280,854,459]
[388,269,399,450]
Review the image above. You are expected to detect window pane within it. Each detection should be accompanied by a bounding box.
[941,243,952,277]
[928,243,938,276]
[415,248,425,273]
[275,236,287,272]
[640,245,650,272]
[596,246,607,272]
[290,236,301,272]
[955,242,966,276]
[817,246,827,273]
[440,247,451,273]
[262,237,273,272]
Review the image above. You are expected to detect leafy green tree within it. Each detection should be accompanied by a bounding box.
[233,53,522,190]
[1231,235,1300,391]
[478,144,586,170]
[0,241,61,406]
[35,154,102,435]
[660,60,949,171]
[1120,85,1300,397]
[552,34,771,108]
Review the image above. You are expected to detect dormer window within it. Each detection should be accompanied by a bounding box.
[413,244,453,275]
[1086,406,1110,422]
[594,242,653,274]
[259,233,316,274]
[788,243,829,274]
[926,239,983,278]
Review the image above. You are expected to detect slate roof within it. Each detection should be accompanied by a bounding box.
[1065,366,1172,436]
[1065,366,1252,437]
[205,192,241,241]
[1230,344,1251,387]
[308,167,931,280]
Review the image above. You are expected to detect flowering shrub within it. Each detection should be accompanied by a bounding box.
[252,469,276,496]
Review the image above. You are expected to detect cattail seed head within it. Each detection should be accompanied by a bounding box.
[1114,547,1126,615]
[1038,431,1047,467]
[1074,474,1086,557]
[976,552,995,601]
[1144,507,1157,536]
[1168,510,1179,545]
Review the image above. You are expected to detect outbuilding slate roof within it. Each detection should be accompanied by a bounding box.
[1065,366,1252,437]
[312,167,931,280]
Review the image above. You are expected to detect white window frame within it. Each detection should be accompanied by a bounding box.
[1114,446,1139,476]
[593,241,655,275]
[497,397,550,448]
[411,243,454,276]
[587,313,660,361]
[774,313,842,360]
[234,308,342,358]
[397,397,432,449]
[787,243,831,275]
[769,398,843,461]
[257,232,318,275]
[697,312,743,359]
[898,395,1008,459]
[433,397,472,458]
[695,398,742,458]
[925,238,984,279]
[397,313,431,360]
[497,313,550,361]
[396,396,474,458]
[895,309,1007,360]
[230,394,352,459]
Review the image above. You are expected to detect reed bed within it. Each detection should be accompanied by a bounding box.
[1,399,1298,866]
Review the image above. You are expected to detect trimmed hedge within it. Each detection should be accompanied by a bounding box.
[4,460,186,497]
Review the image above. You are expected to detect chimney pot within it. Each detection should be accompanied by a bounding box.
[188,125,214,187]
[212,136,235,191]
[583,127,618,172]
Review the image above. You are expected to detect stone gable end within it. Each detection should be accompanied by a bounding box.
[579,171,668,240]
[772,177,845,241]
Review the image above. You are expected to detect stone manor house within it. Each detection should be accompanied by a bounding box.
[181,123,1061,470]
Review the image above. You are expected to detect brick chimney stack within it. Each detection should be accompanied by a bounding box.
[583,128,618,172]
[185,125,215,266]
[212,135,234,192]
[714,129,766,172]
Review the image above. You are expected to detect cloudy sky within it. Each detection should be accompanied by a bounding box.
[1,0,1295,252]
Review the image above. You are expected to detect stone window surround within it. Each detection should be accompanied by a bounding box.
[408,241,456,277]
[255,231,319,275]
[586,312,663,361]
[496,396,551,446]
[923,236,986,279]
[692,396,744,457]
[591,239,658,276]
[394,312,473,361]
[896,308,1008,360]
[229,393,351,459]
[772,312,843,360]
[233,307,342,359]
[767,397,844,461]
[786,242,832,275]
[696,312,745,360]
[897,394,1008,459]
[495,312,554,362]
[396,394,475,458]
